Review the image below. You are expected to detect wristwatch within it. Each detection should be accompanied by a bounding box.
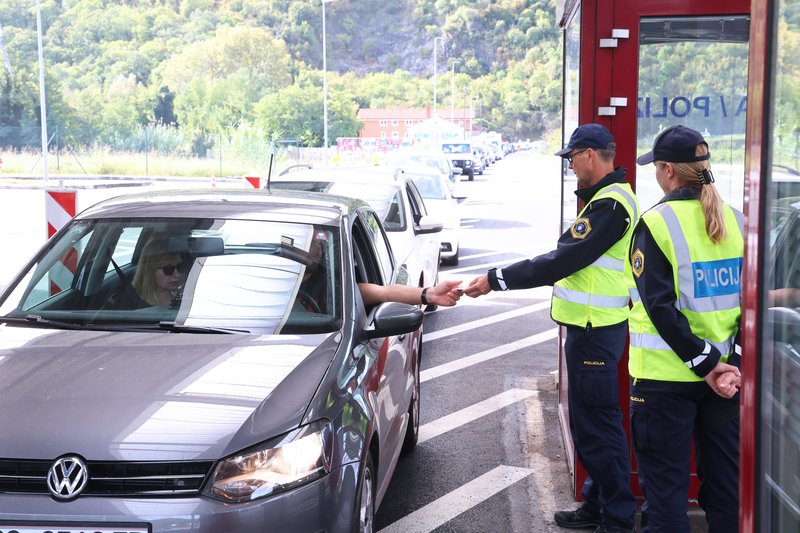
[420,287,429,305]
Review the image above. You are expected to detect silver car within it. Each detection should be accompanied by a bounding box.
[0,189,424,532]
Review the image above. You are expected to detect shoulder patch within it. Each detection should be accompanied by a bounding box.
[570,217,592,239]
[632,248,645,278]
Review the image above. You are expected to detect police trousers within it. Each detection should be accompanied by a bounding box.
[565,322,636,528]
[630,378,739,533]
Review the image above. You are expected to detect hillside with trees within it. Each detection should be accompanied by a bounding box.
[0,0,562,160]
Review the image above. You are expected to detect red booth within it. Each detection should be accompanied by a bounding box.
[555,0,751,503]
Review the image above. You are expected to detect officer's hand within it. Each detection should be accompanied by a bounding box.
[464,275,491,297]
[703,362,741,399]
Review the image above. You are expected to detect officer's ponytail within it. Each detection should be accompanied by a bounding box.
[669,144,727,244]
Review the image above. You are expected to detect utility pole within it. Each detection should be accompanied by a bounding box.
[450,60,459,123]
[36,0,49,182]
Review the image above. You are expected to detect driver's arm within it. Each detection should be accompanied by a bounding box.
[358,280,463,307]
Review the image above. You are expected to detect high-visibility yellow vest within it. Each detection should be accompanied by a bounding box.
[551,183,640,328]
[628,199,744,381]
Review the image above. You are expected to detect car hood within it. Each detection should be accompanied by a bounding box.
[0,325,338,461]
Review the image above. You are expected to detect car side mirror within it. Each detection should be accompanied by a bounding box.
[363,302,424,340]
[415,215,443,235]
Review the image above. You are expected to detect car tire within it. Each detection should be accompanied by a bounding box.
[353,452,376,533]
[401,343,421,454]
[467,169,474,181]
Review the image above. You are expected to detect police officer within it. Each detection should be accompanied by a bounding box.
[629,125,742,532]
[465,123,639,533]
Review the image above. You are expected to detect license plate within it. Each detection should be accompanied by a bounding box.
[0,524,149,533]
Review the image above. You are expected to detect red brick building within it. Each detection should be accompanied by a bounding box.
[357,106,474,142]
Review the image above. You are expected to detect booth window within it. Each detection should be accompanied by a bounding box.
[761,1,800,529]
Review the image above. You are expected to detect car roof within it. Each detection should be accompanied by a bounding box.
[77,188,366,226]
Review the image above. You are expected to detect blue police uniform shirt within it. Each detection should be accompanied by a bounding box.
[630,186,741,378]
[488,167,632,292]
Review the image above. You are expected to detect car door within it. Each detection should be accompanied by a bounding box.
[350,210,416,500]
[404,180,440,287]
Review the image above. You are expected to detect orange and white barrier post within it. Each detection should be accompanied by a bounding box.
[45,189,78,294]
[243,175,261,189]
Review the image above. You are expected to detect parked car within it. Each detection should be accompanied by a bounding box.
[0,188,424,531]
[401,167,465,266]
[268,166,442,294]
[442,142,484,181]
[382,150,461,194]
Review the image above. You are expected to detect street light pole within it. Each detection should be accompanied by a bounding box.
[433,37,444,121]
[322,0,335,167]
[35,0,49,182]
[450,60,459,123]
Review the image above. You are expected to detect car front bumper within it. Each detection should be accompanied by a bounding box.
[0,463,360,533]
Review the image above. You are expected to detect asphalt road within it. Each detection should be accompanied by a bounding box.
[373,151,580,532]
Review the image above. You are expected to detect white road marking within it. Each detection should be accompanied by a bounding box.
[458,249,536,262]
[423,301,551,342]
[377,465,533,533]
[421,328,558,382]
[445,258,532,275]
[418,388,538,444]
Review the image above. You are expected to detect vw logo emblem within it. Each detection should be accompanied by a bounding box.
[47,455,89,500]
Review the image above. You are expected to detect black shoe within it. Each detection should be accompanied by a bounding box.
[594,524,635,533]
[554,506,602,529]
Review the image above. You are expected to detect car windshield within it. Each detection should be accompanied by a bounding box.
[385,153,448,173]
[442,143,471,154]
[409,174,446,200]
[0,218,342,335]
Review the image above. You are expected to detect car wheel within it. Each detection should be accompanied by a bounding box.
[354,452,376,533]
[401,341,421,454]
[467,169,474,181]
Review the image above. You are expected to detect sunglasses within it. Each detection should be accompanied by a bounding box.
[565,148,589,163]
[158,263,185,276]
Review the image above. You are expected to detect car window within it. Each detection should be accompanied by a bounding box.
[352,215,388,286]
[381,189,406,232]
[107,226,144,272]
[405,181,428,223]
[18,222,96,308]
[360,210,394,284]
[770,202,800,291]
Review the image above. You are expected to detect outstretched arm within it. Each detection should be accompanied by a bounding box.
[359,279,463,308]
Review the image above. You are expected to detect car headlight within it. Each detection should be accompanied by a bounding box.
[203,419,333,502]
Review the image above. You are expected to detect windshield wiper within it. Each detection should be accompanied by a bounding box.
[0,315,86,330]
[157,321,250,334]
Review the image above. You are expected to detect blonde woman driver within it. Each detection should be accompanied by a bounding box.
[129,236,185,308]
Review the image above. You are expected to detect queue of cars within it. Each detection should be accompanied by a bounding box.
[0,189,425,531]
[0,154,475,531]
[268,166,442,296]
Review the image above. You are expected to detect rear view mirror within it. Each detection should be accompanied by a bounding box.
[168,236,225,256]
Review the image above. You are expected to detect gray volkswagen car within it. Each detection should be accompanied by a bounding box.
[0,189,424,532]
